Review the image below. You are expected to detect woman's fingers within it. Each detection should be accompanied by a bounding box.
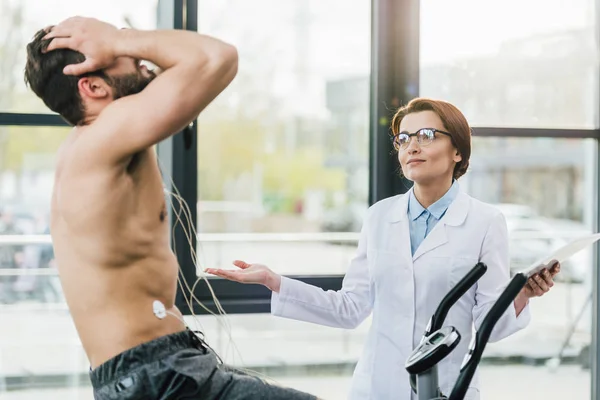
[541,269,555,287]
[205,268,243,282]
[534,273,550,292]
[549,261,561,276]
[525,281,539,296]
[528,276,546,296]
[233,260,251,269]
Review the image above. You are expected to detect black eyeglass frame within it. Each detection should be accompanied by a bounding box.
[390,128,453,150]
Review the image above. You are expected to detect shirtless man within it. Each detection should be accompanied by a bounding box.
[24,16,317,400]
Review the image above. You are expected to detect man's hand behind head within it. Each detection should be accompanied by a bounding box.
[43,16,120,76]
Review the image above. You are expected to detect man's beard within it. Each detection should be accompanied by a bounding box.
[108,69,157,100]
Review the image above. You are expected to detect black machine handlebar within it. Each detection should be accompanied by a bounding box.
[428,262,488,334]
[448,272,528,400]
[410,262,488,394]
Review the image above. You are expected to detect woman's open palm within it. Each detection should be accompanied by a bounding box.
[205,260,273,286]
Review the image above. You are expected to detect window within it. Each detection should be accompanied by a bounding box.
[466,137,595,224]
[0,0,157,113]
[465,137,596,282]
[420,0,597,129]
[196,0,371,234]
[194,0,371,276]
[0,125,67,213]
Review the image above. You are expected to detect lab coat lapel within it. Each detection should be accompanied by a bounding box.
[387,194,413,263]
[412,191,470,262]
[412,222,448,261]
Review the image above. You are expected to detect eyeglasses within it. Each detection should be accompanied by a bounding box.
[391,128,452,151]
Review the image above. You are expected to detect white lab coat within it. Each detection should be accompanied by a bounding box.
[271,189,531,400]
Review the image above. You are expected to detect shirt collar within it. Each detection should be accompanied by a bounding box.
[408,189,426,221]
[408,180,459,221]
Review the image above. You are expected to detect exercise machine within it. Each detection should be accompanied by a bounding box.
[406,261,536,399]
[406,233,600,399]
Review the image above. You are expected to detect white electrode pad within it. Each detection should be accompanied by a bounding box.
[153,300,167,319]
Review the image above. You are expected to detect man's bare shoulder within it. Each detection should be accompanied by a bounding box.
[55,128,77,160]
[56,126,93,161]
[54,126,129,210]
[57,121,133,177]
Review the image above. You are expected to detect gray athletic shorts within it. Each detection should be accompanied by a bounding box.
[89,329,318,399]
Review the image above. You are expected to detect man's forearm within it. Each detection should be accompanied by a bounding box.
[113,29,233,71]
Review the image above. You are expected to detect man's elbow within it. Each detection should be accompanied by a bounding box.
[221,44,238,77]
[221,44,238,80]
[200,43,238,76]
[221,43,238,68]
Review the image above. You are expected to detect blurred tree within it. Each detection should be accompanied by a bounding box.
[5,126,69,171]
[196,1,347,210]
[198,115,344,209]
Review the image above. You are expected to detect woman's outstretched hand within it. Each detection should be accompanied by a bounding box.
[205,260,282,293]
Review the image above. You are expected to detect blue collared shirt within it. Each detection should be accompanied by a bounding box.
[408,181,459,256]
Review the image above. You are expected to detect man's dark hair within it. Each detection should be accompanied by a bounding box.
[24,28,106,126]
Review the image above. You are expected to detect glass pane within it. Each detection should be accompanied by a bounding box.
[0,125,88,398]
[464,137,595,398]
[195,0,371,274]
[1,0,157,114]
[420,0,598,129]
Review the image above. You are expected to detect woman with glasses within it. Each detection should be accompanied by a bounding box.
[206,97,559,400]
